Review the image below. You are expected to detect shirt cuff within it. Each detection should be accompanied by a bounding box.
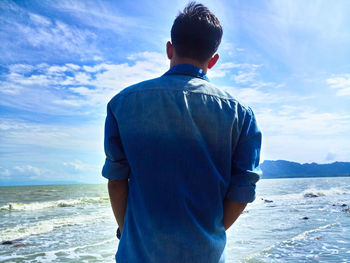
[225,184,256,203]
[102,158,129,180]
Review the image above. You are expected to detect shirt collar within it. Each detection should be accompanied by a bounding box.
[163,64,209,82]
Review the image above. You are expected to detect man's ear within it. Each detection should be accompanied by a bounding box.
[207,53,219,69]
[166,41,173,60]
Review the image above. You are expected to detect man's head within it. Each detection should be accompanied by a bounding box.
[167,2,223,70]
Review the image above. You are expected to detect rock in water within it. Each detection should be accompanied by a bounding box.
[2,239,27,247]
[2,241,14,245]
[13,244,27,248]
[304,193,319,198]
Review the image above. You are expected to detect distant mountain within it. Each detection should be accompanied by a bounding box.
[261,160,350,179]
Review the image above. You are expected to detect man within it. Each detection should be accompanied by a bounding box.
[102,2,262,263]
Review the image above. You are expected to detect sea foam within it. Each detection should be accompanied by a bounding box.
[0,213,107,242]
[0,197,109,212]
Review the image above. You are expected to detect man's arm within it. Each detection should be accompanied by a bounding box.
[102,102,130,234]
[224,107,262,229]
[222,199,247,230]
[108,179,128,233]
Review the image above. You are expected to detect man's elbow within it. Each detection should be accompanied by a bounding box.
[108,179,128,192]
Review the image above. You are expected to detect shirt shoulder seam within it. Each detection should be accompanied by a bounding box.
[112,84,244,106]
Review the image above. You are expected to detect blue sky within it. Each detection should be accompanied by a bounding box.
[1,0,350,185]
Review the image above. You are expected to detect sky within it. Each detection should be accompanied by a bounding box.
[1,0,350,185]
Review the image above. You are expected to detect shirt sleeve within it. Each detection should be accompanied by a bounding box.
[102,102,130,180]
[226,107,262,203]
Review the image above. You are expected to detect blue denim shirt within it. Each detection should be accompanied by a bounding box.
[102,64,262,263]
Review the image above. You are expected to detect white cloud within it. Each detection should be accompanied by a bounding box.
[93,55,103,61]
[208,62,243,78]
[51,0,148,33]
[207,70,227,78]
[29,13,51,26]
[269,1,349,42]
[127,51,166,62]
[1,51,168,112]
[232,70,257,84]
[219,41,245,56]
[231,64,261,84]
[0,164,58,180]
[325,152,337,161]
[9,64,34,74]
[52,98,86,107]
[0,167,11,178]
[2,5,99,59]
[261,133,350,164]
[74,72,92,84]
[338,88,350,96]
[251,81,281,89]
[14,165,42,176]
[0,118,103,152]
[47,65,69,73]
[82,64,106,73]
[326,74,350,96]
[63,160,98,171]
[209,62,265,86]
[65,63,80,70]
[255,105,350,163]
[221,42,233,51]
[208,62,261,81]
[257,106,350,136]
[236,1,350,71]
[221,86,286,105]
[0,120,30,131]
[69,86,95,96]
[0,82,23,95]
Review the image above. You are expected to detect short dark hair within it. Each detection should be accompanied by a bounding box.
[171,2,223,63]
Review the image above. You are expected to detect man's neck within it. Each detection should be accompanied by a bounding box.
[170,57,208,74]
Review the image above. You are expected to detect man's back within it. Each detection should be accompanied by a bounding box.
[103,64,261,263]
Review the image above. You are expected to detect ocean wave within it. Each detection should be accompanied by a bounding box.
[257,186,350,203]
[288,223,339,241]
[0,237,115,262]
[0,197,109,212]
[243,223,339,262]
[0,213,108,242]
[34,189,58,193]
[302,187,345,198]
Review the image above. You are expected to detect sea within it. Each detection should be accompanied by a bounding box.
[0,177,349,263]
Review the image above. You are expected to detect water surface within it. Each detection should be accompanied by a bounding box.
[1,177,349,262]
